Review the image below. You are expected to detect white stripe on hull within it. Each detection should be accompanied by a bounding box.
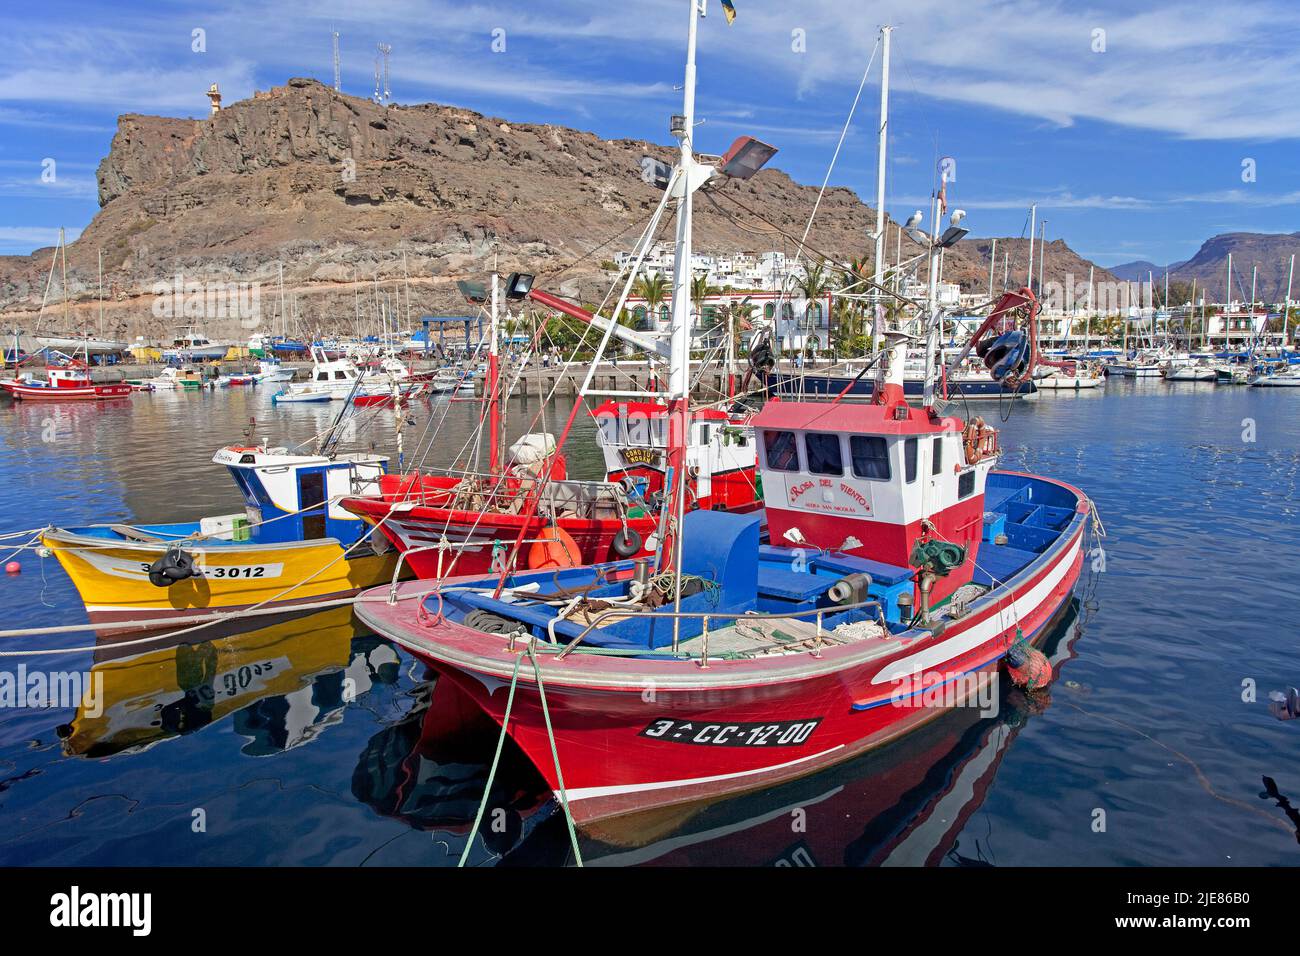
[562,745,846,803]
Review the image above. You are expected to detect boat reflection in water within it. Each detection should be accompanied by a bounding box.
[350,676,555,860]
[57,606,402,759]
[358,601,1087,866]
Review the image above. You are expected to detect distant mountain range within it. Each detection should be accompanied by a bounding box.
[1111,232,1300,299]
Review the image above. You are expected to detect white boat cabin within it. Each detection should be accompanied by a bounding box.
[751,400,1000,604]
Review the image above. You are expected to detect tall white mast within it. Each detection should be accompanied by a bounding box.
[870,25,892,347]
[1026,203,1037,289]
[664,0,707,635]
[666,2,699,408]
[1085,265,1094,352]
[1250,264,1258,347]
[873,26,906,405]
[332,30,341,91]
[488,269,502,474]
[1284,253,1295,347]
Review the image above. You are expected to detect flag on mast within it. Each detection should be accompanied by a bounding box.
[720,0,737,24]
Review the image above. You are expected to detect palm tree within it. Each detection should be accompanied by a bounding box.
[795,259,832,357]
[634,273,669,330]
[690,274,717,326]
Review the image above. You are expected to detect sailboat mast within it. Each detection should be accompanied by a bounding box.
[1026,204,1037,289]
[1225,252,1232,350]
[488,271,502,475]
[1085,265,1093,353]
[1148,270,1155,348]
[1250,265,1258,349]
[873,26,906,406]
[1284,254,1295,348]
[870,25,892,348]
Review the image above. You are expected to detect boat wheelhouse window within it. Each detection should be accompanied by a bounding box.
[334,370,348,380]
[904,437,918,483]
[932,436,943,475]
[804,432,843,476]
[763,430,800,472]
[958,469,975,499]
[849,435,890,480]
[316,372,328,381]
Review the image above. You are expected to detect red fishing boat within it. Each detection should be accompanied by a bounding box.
[341,273,761,580]
[355,7,1094,833]
[0,363,132,401]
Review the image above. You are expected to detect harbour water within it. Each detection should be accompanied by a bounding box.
[0,380,1296,865]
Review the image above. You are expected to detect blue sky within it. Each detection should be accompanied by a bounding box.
[2,0,1300,268]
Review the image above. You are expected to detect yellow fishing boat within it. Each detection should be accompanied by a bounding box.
[43,443,407,631]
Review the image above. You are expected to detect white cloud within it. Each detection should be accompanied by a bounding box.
[2,0,1298,142]
[0,226,82,246]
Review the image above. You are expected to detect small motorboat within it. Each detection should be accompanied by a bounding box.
[130,365,207,390]
[1214,364,1251,385]
[431,367,476,393]
[273,387,333,404]
[1163,360,1217,381]
[161,328,229,363]
[1248,364,1300,387]
[252,359,295,384]
[1033,359,1105,389]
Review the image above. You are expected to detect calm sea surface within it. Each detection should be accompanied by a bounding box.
[0,378,1296,866]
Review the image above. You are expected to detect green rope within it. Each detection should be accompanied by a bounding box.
[528,643,584,867]
[457,652,522,868]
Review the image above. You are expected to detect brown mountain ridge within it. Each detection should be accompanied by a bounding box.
[0,77,1114,340]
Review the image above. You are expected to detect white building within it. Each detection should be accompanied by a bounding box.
[623,288,836,351]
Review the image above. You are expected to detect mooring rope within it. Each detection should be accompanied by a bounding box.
[529,640,584,866]
[458,651,522,868]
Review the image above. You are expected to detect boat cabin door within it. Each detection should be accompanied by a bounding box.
[297,468,328,539]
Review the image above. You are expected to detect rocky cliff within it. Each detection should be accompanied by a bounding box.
[0,77,1112,341]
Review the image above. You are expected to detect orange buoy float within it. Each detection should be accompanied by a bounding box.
[527,526,581,570]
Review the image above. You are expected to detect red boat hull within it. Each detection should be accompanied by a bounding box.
[357,508,1085,825]
[1,381,132,401]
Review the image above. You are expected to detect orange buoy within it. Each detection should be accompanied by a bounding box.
[1005,640,1052,690]
[527,526,581,570]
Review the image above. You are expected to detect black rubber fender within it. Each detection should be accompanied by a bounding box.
[610,527,643,559]
[148,548,196,588]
